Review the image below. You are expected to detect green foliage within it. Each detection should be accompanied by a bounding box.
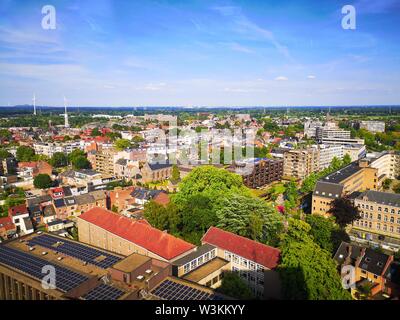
[114,138,132,151]
[72,156,91,170]
[173,166,250,212]
[49,152,68,168]
[328,198,361,228]
[300,155,352,194]
[278,218,352,300]
[33,174,53,189]
[216,194,283,247]
[144,201,180,234]
[16,146,36,162]
[0,129,12,140]
[393,183,400,194]
[90,128,102,137]
[305,215,349,254]
[67,149,86,163]
[106,132,122,141]
[284,180,298,211]
[382,178,392,190]
[106,179,133,190]
[217,272,255,300]
[0,148,12,159]
[171,164,180,183]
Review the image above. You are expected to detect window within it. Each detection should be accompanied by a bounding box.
[378,214,382,221]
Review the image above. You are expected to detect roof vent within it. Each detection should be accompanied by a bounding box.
[57,257,63,261]
[42,251,48,255]
[145,269,153,275]
[29,247,35,251]
[136,275,144,281]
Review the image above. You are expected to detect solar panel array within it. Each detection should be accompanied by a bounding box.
[151,279,224,300]
[0,245,88,292]
[82,284,125,300]
[27,234,121,269]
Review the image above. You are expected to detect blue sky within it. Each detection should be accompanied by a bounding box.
[0,0,400,107]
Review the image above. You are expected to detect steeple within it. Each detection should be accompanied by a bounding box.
[63,96,70,128]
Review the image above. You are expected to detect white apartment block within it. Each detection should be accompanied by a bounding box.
[33,142,84,157]
[318,144,344,169]
[368,151,400,181]
[360,121,385,133]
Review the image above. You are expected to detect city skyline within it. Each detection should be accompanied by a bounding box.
[1,0,400,107]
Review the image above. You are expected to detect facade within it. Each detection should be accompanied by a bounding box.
[229,158,283,188]
[33,142,83,157]
[318,144,344,169]
[202,227,281,299]
[342,144,367,162]
[17,161,52,180]
[77,207,196,263]
[312,160,378,216]
[141,162,173,183]
[8,205,33,235]
[0,216,16,240]
[351,191,400,251]
[321,137,365,145]
[283,148,320,180]
[359,121,385,133]
[368,151,400,181]
[172,244,231,289]
[316,127,351,141]
[88,149,117,176]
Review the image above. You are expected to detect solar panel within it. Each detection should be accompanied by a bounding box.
[27,234,122,269]
[0,245,88,292]
[82,284,125,300]
[151,279,222,300]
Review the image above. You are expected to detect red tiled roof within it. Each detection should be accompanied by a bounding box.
[0,216,16,231]
[201,227,280,269]
[8,204,28,217]
[78,207,195,260]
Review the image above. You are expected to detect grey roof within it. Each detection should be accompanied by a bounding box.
[172,244,216,266]
[75,193,95,205]
[359,248,390,276]
[62,186,72,197]
[130,188,164,200]
[76,169,99,176]
[357,190,400,208]
[116,159,128,166]
[26,195,52,207]
[47,219,64,226]
[333,242,363,266]
[313,181,344,199]
[23,217,33,231]
[321,162,362,184]
[148,161,172,171]
[90,190,107,201]
[28,204,41,215]
[43,205,56,217]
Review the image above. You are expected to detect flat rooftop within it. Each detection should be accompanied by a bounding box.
[112,253,151,273]
[183,258,229,283]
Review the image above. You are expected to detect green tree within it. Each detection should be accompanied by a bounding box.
[0,129,12,140]
[278,218,352,300]
[114,138,132,151]
[342,153,352,166]
[171,164,180,183]
[393,183,400,194]
[305,215,349,254]
[217,272,255,300]
[216,194,283,246]
[144,201,179,234]
[16,146,36,162]
[68,149,86,163]
[72,156,91,170]
[50,152,68,168]
[382,178,392,190]
[327,198,361,229]
[0,149,12,159]
[33,174,53,189]
[91,128,102,136]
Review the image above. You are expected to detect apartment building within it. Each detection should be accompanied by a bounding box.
[77,207,196,263]
[359,121,386,133]
[368,151,400,181]
[351,191,400,251]
[283,148,320,180]
[312,160,378,216]
[318,144,344,169]
[342,144,367,161]
[321,137,365,145]
[88,149,117,176]
[228,158,284,188]
[202,227,281,299]
[316,127,351,142]
[33,141,83,157]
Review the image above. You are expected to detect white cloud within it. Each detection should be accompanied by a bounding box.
[275,76,288,81]
[307,75,316,79]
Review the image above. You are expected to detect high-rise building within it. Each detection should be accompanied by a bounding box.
[283,148,320,180]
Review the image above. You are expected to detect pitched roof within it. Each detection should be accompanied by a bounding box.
[313,181,344,199]
[0,216,16,231]
[78,207,195,260]
[201,227,280,269]
[357,190,400,208]
[8,204,28,217]
[359,248,391,276]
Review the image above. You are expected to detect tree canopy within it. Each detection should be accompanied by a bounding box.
[327,198,361,229]
[278,218,352,300]
[33,174,53,189]
[216,272,255,300]
[114,138,132,151]
[49,152,68,168]
[216,194,283,247]
[16,146,36,162]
